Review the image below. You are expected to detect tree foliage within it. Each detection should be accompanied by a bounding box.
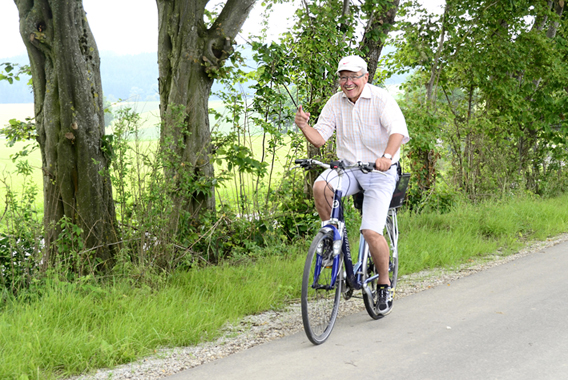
[388,0,567,202]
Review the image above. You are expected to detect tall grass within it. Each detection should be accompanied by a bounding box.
[0,249,306,379]
[2,192,568,379]
[399,194,568,274]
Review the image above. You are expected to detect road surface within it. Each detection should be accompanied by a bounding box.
[167,240,568,380]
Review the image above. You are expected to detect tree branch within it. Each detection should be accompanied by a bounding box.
[546,0,564,39]
[204,0,257,70]
[210,0,257,39]
[426,2,448,109]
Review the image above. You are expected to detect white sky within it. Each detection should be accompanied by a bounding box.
[0,0,297,59]
[0,0,444,60]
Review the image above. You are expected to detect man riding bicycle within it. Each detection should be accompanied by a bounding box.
[294,55,410,314]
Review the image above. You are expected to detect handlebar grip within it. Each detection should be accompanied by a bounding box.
[294,159,305,164]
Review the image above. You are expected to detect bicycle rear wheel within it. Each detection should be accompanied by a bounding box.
[301,230,342,345]
[362,252,396,319]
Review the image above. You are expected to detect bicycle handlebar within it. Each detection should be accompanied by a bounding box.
[293,158,386,175]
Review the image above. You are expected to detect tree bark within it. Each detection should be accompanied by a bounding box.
[14,0,119,269]
[156,0,256,226]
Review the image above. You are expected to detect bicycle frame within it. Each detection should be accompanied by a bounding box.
[311,167,379,300]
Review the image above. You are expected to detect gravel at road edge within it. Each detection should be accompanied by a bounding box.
[69,234,568,380]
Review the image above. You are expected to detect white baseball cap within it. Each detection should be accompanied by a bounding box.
[336,55,367,74]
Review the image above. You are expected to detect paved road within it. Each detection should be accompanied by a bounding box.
[168,241,568,380]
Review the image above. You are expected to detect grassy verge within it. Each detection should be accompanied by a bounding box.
[2,193,568,379]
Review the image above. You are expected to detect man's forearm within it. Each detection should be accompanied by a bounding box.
[375,133,405,171]
[384,133,405,157]
[299,125,326,148]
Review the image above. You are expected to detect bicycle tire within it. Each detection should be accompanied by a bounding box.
[363,217,398,319]
[301,230,342,345]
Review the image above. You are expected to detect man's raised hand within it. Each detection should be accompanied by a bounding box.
[295,105,311,129]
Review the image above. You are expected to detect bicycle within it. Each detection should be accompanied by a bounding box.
[294,158,410,345]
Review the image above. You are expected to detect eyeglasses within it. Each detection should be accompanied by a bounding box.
[338,73,365,83]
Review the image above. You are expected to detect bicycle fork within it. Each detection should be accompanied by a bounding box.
[312,225,342,290]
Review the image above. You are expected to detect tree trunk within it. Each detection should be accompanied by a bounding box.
[156,0,256,227]
[15,0,119,270]
[359,0,400,83]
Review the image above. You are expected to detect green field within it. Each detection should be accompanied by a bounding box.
[0,100,300,219]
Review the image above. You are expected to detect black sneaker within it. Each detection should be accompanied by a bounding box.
[377,285,393,313]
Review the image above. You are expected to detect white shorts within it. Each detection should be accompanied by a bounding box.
[315,164,398,234]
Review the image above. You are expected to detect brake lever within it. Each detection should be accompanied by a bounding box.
[361,163,374,174]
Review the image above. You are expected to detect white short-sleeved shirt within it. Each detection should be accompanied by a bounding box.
[313,84,410,163]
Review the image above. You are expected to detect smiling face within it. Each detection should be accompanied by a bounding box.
[338,70,369,103]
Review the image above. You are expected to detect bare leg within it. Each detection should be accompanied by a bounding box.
[313,181,334,221]
[361,229,390,286]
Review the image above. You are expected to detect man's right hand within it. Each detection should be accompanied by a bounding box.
[295,105,311,129]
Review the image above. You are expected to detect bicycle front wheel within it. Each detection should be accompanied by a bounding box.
[301,230,342,345]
